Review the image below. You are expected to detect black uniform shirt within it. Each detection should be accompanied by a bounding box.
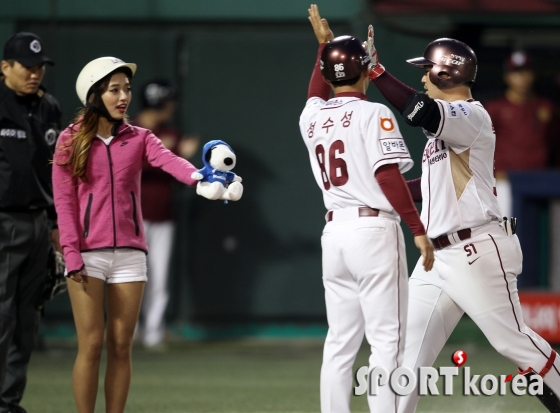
[0,80,62,219]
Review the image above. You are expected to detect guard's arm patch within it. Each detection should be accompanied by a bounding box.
[401,92,441,133]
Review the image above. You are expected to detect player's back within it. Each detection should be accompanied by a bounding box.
[299,94,413,212]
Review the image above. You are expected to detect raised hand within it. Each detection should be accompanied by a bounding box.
[365,25,385,81]
[308,4,334,44]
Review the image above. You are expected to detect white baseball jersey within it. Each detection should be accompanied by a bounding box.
[400,98,560,413]
[301,93,412,413]
[299,95,413,211]
[420,99,502,238]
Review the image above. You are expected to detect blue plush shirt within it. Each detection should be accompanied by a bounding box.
[195,140,236,186]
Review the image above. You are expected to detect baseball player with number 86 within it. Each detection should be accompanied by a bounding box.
[300,5,434,413]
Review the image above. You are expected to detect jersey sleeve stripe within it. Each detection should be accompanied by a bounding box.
[372,156,412,169]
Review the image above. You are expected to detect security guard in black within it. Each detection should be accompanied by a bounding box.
[0,78,61,212]
[0,32,61,413]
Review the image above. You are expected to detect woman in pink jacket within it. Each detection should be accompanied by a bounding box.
[53,57,198,413]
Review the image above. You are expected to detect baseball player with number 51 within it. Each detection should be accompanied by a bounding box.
[301,5,434,413]
[364,23,560,413]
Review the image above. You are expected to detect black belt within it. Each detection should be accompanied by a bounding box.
[327,207,380,222]
[430,228,472,250]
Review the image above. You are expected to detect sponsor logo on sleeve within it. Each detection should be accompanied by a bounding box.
[380,138,408,155]
[447,102,459,118]
[380,117,395,131]
[407,101,424,121]
[457,102,471,117]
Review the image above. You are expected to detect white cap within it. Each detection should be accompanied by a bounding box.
[75,57,137,105]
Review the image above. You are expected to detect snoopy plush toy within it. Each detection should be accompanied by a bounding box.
[191,140,243,201]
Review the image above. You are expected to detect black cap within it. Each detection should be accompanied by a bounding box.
[3,32,54,67]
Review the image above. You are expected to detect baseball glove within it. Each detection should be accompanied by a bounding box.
[41,243,68,303]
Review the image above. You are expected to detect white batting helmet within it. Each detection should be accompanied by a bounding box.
[75,57,137,105]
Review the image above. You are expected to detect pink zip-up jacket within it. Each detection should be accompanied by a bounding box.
[53,122,198,273]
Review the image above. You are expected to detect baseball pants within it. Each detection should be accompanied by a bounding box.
[398,223,560,413]
[141,220,174,347]
[320,209,408,413]
[0,210,49,412]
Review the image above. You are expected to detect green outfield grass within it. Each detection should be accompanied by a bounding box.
[22,333,554,413]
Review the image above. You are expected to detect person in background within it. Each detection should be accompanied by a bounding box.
[485,51,558,217]
[0,32,61,413]
[134,80,199,350]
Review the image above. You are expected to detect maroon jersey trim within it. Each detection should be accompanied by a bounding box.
[334,92,367,100]
[372,156,412,170]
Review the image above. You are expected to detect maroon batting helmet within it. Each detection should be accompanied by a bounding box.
[320,35,371,82]
[406,38,477,89]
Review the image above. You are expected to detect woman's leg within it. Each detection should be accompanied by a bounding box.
[105,281,144,413]
[67,277,106,413]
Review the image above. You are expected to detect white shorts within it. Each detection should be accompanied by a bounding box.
[81,248,148,284]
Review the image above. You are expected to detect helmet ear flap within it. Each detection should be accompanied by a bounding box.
[428,65,445,88]
[429,64,462,89]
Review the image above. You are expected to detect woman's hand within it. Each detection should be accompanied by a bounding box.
[68,267,87,283]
